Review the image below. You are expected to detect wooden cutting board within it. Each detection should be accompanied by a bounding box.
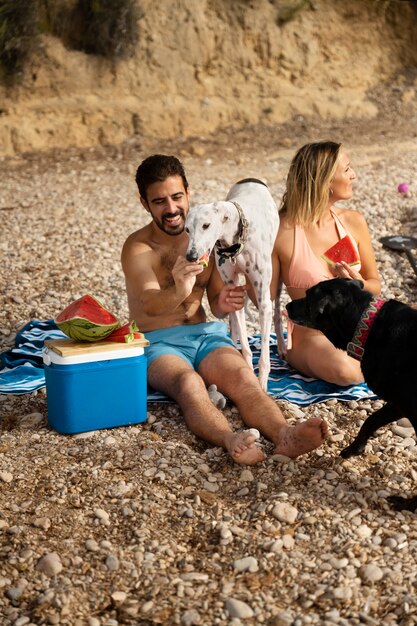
[45,337,149,357]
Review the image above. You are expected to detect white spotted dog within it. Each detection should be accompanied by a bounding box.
[185,178,281,392]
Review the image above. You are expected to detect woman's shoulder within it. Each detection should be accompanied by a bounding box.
[278,212,295,231]
[276,214,295,241]
[333,207,370,244]
[334,206,367,228]
[275,214,295,256]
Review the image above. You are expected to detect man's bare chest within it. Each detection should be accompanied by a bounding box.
[157,248,208,291]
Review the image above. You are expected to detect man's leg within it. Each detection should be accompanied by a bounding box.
[198,347,328,458]
[147,354,265,465]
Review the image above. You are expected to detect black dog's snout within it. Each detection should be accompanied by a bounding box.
[286,301,294,317]
[186,250,198,262]
[286,299,306,325]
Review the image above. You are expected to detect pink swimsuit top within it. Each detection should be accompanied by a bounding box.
[287,209,361,291]
[285,210,361,349]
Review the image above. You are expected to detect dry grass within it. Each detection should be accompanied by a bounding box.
[0,0,38,82]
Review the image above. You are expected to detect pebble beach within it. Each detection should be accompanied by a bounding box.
[1,113,417,625]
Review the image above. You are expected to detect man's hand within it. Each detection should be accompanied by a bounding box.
[217,284,247,315]
[172,256,204,301]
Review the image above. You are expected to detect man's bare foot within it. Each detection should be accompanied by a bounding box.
[225,429,266,465]
[274,417,328,459]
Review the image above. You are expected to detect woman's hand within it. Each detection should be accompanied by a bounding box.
[331,261,362,281]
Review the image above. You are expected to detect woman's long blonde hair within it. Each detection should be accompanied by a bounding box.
[280,141,341,226]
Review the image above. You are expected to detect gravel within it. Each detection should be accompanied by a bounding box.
[1,112,417,625]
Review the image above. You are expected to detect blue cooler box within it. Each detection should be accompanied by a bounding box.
[43,338,148,434]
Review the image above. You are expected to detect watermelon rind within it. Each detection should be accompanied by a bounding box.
[55,294,120,342]
[107,331,145,343]
[321,235,360,267]
[198,252,209,267]
[106,321,143,343]
[55,318,120,342]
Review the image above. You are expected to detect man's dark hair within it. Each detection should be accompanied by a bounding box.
[135,154,189,201]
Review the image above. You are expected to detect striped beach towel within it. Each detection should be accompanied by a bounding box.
[0,319,377,405]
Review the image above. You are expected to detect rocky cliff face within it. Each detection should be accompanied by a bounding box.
[0,0,416,156]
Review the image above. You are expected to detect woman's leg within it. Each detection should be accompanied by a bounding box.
[287,325,364,386]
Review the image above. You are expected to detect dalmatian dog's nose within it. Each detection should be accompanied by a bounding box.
[186,249,198,262]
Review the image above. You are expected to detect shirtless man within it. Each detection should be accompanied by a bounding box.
[121,154,328,465]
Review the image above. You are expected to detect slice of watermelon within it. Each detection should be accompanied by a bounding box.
[106,321,145,343]
[55,294,120,342]
[197,252,210,267]
[321,235,360,266]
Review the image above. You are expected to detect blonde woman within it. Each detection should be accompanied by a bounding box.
[273,141,381,385]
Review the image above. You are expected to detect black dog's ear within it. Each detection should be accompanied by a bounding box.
[351,279,364,290]
[318,295,332,314]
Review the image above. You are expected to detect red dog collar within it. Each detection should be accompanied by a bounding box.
[347,297,386,361]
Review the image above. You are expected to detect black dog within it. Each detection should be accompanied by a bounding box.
[286,278,417,511]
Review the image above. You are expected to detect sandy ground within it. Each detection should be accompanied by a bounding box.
[1,102,417,625]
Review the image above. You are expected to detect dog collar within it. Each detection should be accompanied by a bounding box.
[216,201,249,265]
[347,297,386,361]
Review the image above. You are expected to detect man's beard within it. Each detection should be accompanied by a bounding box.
[154,210,185,236]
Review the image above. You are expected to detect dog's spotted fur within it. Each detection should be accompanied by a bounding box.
[185,180,280,391]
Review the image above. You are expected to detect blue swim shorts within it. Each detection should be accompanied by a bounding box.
[144,321,236,370]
